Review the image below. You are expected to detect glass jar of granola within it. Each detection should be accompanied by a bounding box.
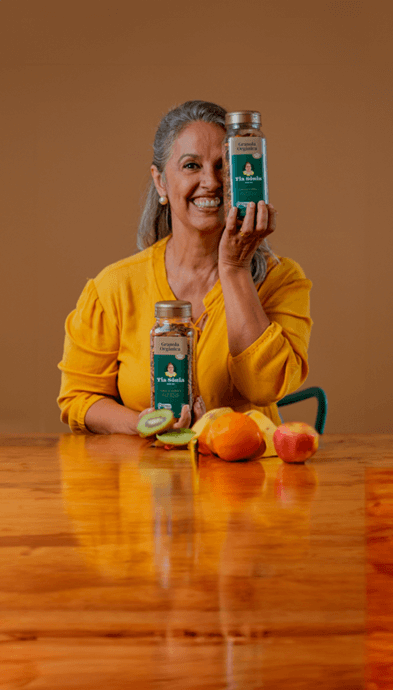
[150,301,197,419]
[223,110,269,220]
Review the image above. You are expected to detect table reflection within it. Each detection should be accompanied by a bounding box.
[0,432,373,688]
[59,434,318,596]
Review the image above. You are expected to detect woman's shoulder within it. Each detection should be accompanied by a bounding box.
[94,245,154,283]
[257,254,311,300]
[265,254,308,283]
[93,237,168,293]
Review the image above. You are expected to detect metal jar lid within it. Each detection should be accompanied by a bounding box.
[225,111,261,126]
[155,300,192,318]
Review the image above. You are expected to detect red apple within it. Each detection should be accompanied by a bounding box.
[273,421,319,463]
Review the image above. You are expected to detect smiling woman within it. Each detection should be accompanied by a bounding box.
[138,101,276,284]
[151,120,225,241]
[57,100,313,437]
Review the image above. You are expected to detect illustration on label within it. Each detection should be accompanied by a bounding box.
[243,161,255,176]
[165,362,177,377]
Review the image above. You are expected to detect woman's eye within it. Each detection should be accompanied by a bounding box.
[184,162,199,169]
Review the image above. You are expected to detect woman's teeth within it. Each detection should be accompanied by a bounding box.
[192,197,221,208]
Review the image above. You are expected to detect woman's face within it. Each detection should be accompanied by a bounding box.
[152,121,225,236]
[245,162,252,172]
[167,363,174,373]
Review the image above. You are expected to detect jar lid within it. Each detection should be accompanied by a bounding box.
[225,111,261,126]
[155,300,192,318]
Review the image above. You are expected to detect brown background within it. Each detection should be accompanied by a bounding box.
[1,0,392,433]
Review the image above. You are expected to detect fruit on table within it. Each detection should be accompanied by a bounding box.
[207,412,265,462]
[244,410,278,457]
[273,421,319,463]
[191,407,233,454]
[137,409,174,437]
[156,428,196,449]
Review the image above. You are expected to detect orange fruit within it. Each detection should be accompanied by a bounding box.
[191,407,233,455]
[207,412,265,462]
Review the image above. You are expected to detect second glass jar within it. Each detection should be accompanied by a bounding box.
[150,300,197,419]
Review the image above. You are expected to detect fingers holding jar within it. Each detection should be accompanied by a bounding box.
[219,201,278,272]
[239,200,277,240]
[172,396,206,429]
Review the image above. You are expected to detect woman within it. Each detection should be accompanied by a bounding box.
[165,363,177,378]
[243,161,254,176]
[58,100,312,434]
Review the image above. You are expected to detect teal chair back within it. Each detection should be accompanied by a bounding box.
[276,386,328,434]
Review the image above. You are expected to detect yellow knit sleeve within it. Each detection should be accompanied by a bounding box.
[57,279,120,433]
[228,258,312,406]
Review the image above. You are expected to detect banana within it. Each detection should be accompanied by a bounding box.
[244,410,278,457]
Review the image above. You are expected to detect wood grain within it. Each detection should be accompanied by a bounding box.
[366,467,393,690]
[0,432,392,689]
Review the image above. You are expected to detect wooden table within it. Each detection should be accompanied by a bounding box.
[0,433,392,689]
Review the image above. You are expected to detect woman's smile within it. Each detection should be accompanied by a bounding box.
[191,196,222,209]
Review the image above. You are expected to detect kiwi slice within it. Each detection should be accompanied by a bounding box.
[137,409,174,438]
[156,428,196,448]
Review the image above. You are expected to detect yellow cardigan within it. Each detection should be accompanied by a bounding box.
[58,236,312,433]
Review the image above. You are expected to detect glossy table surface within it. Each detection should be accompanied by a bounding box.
[0,432,392,689]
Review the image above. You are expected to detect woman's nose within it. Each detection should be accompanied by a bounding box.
[201,165,222,189]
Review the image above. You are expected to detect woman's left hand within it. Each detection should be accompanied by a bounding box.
[171,396,206,429]
[138,396,206,434]
[218,201,277,272]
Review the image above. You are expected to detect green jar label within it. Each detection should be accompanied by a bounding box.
[229,137,268,217]
[153,336,189,418]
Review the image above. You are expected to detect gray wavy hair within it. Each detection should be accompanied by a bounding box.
[137,100,278,284]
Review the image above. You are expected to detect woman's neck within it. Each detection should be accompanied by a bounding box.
[164,227,221,317]
[166,226,220,272]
